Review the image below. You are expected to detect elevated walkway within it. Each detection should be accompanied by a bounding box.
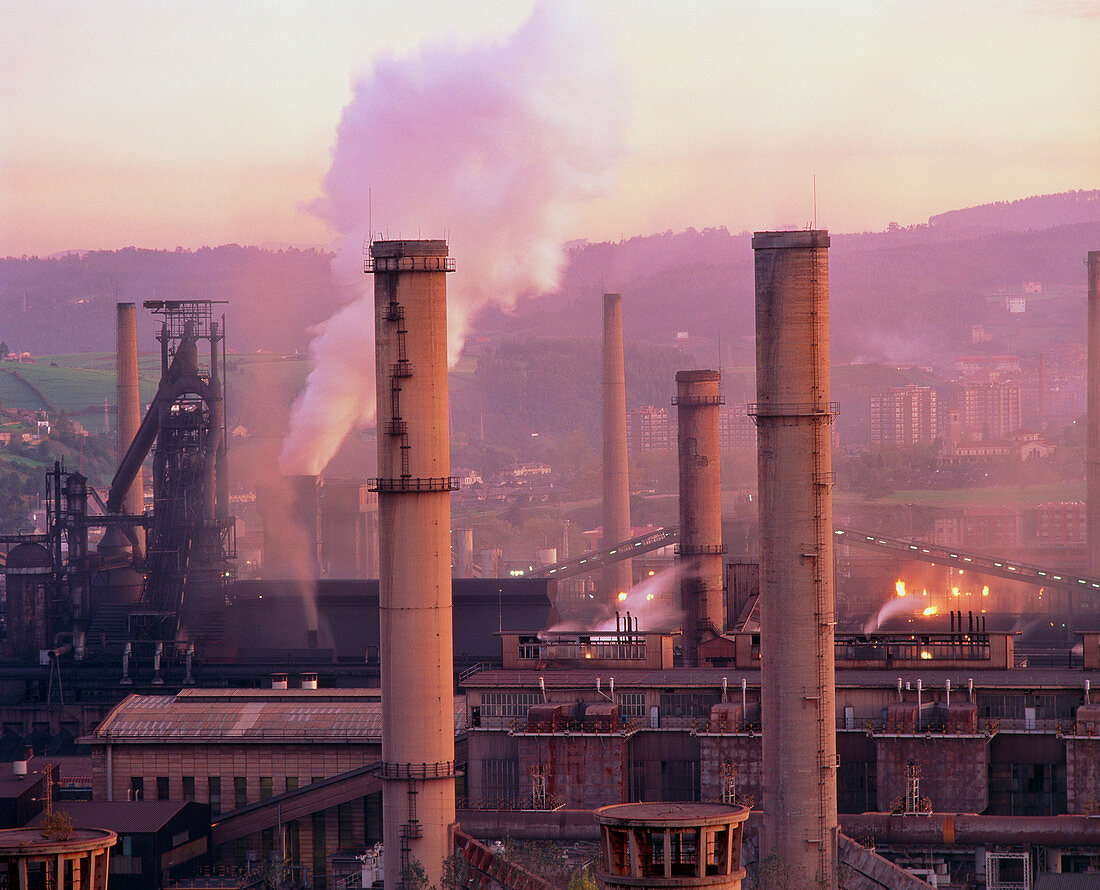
[528,527,679,580]
[836,527,1100,592]
[211,764,381,845]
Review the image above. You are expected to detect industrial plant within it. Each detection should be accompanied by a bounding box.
[1,238,1099,890]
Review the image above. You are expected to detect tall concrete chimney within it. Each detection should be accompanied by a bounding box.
[602,293,632,606]
[453,528,475,578]
[370,239,456,888]
[752,231,838,887]
[1089,251,1100,575]
[116,303,145,552]
[674,369,725,666]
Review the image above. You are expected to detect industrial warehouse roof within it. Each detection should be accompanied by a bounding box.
[89,690,467,743]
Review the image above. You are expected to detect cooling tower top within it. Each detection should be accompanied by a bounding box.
[365,239,454,273]
[751,230,830,249]
[370,239,449,258]
[676,369,721,384]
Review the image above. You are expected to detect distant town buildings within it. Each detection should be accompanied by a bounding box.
[1037,501,1087,545]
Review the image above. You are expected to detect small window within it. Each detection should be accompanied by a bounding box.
[122,836,132,857]
[182,777,195,801]
[260,777,273,800]
[234,776,247,809]
[286,776,299,793]
[156,776,169,801]
[208,777,222,816]
[130,777,144,801]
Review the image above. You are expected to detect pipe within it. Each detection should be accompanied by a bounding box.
[116,303,145,552]
[741,678,747,718]
[596,678,613,702]
[120,642,132,686]
[968,678,974,703]
[722,677,728,703]
[539,676,546,703]
[841,813,1100,847]
[1087,679,1091,705]
[917,678,922,724]
[897,678,903,701]
[946,678,951,707]
[184,642,195,686]
[152,641,164,686]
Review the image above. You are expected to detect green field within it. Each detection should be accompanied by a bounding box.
[837,481,1086,508]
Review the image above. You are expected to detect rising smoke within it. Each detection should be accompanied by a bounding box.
[280,3,624,474]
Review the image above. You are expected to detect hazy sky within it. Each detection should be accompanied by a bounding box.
[2,0,1098,257]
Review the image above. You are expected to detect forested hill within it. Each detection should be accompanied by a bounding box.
[485,193,1100,366]
[0,246,344,355]
[2,191,1099,363]
[929,190,1100,234]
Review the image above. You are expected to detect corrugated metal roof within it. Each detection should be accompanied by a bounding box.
[1037,876,1100,890]
[29,800,191,833]
[91,691,467,743]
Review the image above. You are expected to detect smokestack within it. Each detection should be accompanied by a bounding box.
[371,239,456,889]
[116,303,145,552]
[602,293,632,607]
[453,527,475,578]
[674,369,725,665]
[1088,251,1100,575]
[753,230,838,887]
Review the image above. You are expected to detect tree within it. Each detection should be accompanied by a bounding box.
[0,341,8,360]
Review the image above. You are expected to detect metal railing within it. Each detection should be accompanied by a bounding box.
[380,760,456,779]
[457,793,565,811]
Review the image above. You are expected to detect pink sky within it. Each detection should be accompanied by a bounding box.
[2,0,1098,257]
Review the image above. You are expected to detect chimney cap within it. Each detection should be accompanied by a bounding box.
[676,369,721,384]
[371,240,448,258]
[752,230,830,250]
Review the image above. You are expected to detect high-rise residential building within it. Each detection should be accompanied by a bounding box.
[626,405,673,452]
[869,385,938,448]
[951,381,1023,440]
[719,404,757,449]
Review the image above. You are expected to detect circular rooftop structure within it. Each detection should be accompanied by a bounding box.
[0,826,116,889]
[594,802,749,889]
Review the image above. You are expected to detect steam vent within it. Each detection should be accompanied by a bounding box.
[752,231,838,886]
[368,239,457,887]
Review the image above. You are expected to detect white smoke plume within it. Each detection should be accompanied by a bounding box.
[280,3,624,474]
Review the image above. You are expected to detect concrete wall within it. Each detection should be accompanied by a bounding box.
[91,741,380,804]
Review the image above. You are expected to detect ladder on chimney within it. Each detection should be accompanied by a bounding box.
[808,240,837,881]
[385,298,413,479]
[397,779,422,889]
